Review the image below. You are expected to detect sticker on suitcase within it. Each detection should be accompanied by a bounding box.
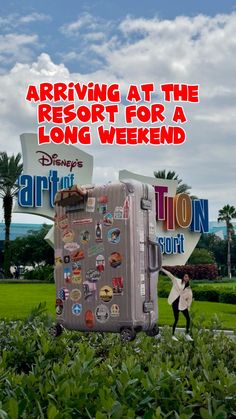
[72,303,82,316]
[109,252,122,268]
[62,230,75,243]
[83,281,97,300]
[103,213,113,226]
[56,298,63,315]
[95,304,109,323]
[57,215,69,230]
[96,255,105,272]
[111,304,120,317]
[86,269,101,282]
[64,255,70,263]
[80,230,90,244]
[64,267,72,284]
[57,288,69,301]
[70,289,82,301]
[112,277,124,295]
[95,222,103,242]
[97,203,107,214]
[88,243,105,257]
[55,249,63,267]
[97,196,108,204]
[107,228,121,244]
[64,242,80,252]
[99,285,113,303]
[71,249,85,261]
[86,197,96,212]
[85,310,95,329]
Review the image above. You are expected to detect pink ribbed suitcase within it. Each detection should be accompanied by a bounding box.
[52,180,162,342]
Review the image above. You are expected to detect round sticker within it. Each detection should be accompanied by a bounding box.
[57,288,69,301]
[95,304,109,323]
[103,212,113,226]
[109,252,122,268]
[72,303,82,316]
[70,289,82,301]
[80,230,90,244]
[62,230,75,243]
[85,310,95,329]
[107,228,121,244]
[96,255,105,272]
[111,304,120,317]
[99,285,113,303]
[86,269,101,282]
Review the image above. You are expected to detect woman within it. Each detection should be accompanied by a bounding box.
[161,268,193,341]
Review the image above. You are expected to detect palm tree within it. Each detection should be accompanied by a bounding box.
[154,170,196,197]
[0,152,23,277]
[218,205,236,278]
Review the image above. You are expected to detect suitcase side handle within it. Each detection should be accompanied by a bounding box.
[148,240,162,272]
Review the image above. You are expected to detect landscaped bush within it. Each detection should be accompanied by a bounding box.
[23,264,54,282]
[163,264,218,280]
[219,291,236,304]
[192,287,220,302]
[0,309,236,418]
[158,275,236,303]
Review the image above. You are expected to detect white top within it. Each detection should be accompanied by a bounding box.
[162,268,193,311]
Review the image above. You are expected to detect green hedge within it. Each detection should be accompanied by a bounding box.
[158,278,236,304]
[23,265,54,282]
[163,264,218,280]
[0,312,236,418]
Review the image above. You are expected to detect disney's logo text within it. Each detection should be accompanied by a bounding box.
[36,151,83,172]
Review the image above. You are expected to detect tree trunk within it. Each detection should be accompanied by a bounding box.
[3,193,13,277]
[227,222,231,279]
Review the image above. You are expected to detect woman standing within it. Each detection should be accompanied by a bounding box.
[161,267,193,341]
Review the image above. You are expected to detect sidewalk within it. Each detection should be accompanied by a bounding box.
[158,327,235,339]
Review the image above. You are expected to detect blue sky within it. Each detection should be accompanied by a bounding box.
[0,1,236,223]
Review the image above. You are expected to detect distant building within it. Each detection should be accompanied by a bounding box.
[208,221,236,239]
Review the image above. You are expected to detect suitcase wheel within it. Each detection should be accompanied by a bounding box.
[49,324,63,338]
[120,327,136,343]
[145,324,159,337]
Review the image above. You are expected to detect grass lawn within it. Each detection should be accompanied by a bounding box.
[0,283,236,330]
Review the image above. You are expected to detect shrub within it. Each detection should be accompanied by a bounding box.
[219,291,236,304]
[23,264,54,282]
[192,287,220,302]
[163,264,218,280]
[0,313,236,418]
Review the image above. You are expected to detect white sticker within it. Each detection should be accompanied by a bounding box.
[114,206,124,219]
[140,283,145,297]
[86,197,96,212]
[140,274,145,283]
[140,243,145,251]
[149,223,155,236]
[139,230,145,242]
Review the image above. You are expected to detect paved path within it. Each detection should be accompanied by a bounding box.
[158,327,235,339]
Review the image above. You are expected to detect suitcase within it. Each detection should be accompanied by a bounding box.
[52,180,162,342]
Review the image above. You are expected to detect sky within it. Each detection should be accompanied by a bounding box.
[0,0,236,224]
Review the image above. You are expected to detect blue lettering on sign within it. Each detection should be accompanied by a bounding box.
[190,199,209,233]
[157,233,185,254]
[18,170,75,208]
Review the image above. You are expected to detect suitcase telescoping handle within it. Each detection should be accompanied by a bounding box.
[148,240,162,272]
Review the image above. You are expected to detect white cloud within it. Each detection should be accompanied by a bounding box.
[60,12,103,36]
[0,12,50,30]
[0,33,39,66]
